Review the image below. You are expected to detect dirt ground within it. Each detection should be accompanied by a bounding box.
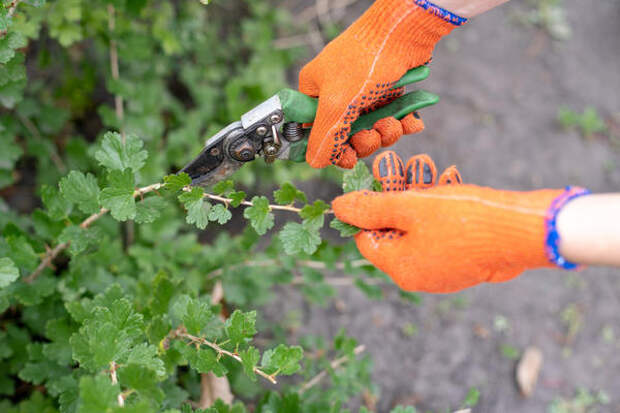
[270,0,620,411]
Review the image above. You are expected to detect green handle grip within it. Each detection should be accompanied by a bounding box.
[277,65,438,162]
[278,66,431,124]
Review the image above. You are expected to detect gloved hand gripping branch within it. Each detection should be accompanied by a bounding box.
[299,0,467,168]
[332,151,590,293]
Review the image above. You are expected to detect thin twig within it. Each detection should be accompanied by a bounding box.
[109,361,125,406]
[206,258,372,280]
[27,181,336,283]
[174,327,277,384]
[107,4,125,143]
[299,345,365,394]
[0,0,22,37]
[24,184,162,283]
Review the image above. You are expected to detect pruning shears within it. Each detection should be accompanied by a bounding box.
[180,65,438,186]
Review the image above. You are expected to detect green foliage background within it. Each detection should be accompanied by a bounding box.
[0,0,420,411]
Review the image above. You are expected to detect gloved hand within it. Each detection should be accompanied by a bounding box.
[299,0,466,168]
[332,151,589,293]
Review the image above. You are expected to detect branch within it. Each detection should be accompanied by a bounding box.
[206,258,372,281]
[24,183,162,283]
[26,181,335,283]
[107,4,125,143]
[173,327,278,384]
[109,361,125,406]
[200,191,325,214]
[298,344,365,394]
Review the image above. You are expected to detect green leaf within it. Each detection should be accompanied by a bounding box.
[164,173,191,192]
[225,310,257,347]
[229,191,246,208]
[239,346,260,381]
[6,235,38,271]
[58,225,101,256]
[299,200,329,229]
[260,344,303,376]
[329,218,359,237]
[59,171,100,214]
[41,184,72,220]
[182,297,214,336]
[273,183,307,205]
[135,196,165,224]
[243,196,274,235]
[179,187,209,229]
[94,132,148,172]
[76,375,119,413]
[463,387,480,407]
[354,278,383,300]
[212,180,234,195]
[342,161,373,193]
[0,32,27,64]
[208,203,232,225]
[100,169,136,221]
[279,222,321,255]
[194,348,227,376]
[0,258,19,289]
[118,363,164,402]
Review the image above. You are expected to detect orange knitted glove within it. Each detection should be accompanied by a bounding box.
[332,151,590,293]
[299,0,465,168]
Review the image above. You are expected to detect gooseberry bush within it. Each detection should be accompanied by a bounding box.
[1,0,420,411]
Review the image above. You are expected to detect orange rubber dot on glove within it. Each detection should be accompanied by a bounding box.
[299,0,464,168]
[332,151,589,293]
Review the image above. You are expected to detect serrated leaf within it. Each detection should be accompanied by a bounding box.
[342,161,373,193]
[279,222,321,255]
[239,346,260,381]
[164,173,191,192]
[273,183,307,205]
[329,218,359,237]
[76,375,119,413]
[212,180,234,195]
[94,132,148,172]
[195,348,228,376]
[41,184,72,220]
[229,191,246,208]
[182,297,214,336]
[100,169,136,221]
[0,257,19,289]
[243,196,274,235]
[225,310,256,347]
[135,196,164,224]
[179,187,209,229]
[299,200,329,229]
[125,343,165,378]
[6,235,38,271]
[208,203,232,225]
[0,32,27,64]
[58,225,101,256]
[260,344,303,376]
[118,364,164,402]
[59,171,100,214]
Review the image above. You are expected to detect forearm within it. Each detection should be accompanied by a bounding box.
[432,0,509,18]
[557,194,620,267]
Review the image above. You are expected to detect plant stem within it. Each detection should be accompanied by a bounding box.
[107,4,125,143]
[0,0,22,37]
[298,345,365,394]
[26,181,336,283]
[24,184,162,283]
[174,327,278,384]
[109,361,125,406]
